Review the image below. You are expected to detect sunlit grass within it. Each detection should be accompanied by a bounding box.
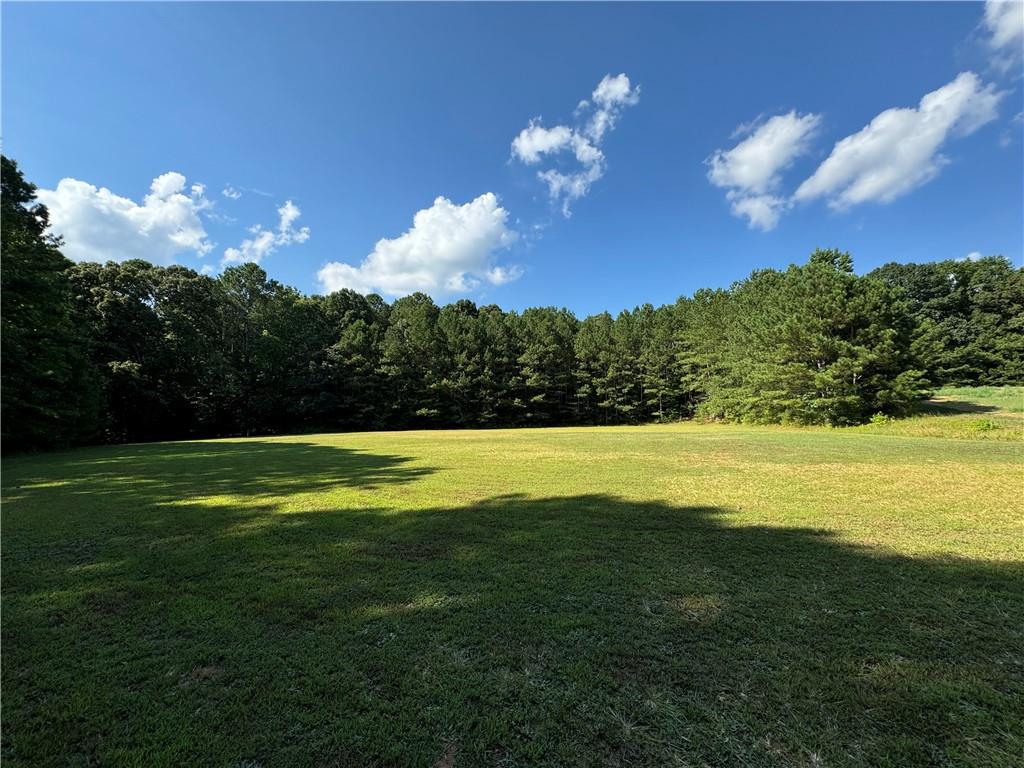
[850,384,1024,441]
[2,388,1022,766]
[932,385,1024,413]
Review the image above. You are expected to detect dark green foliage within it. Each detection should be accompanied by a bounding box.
[517,307,579,423]
[3,154,1022,448]
[306,289,389,430]
[699,250,930,425]
[380,292,446,426]
[870,256,1024,386]
[1,157,98,450]
[70,260,173,442]
[474,305,527,425]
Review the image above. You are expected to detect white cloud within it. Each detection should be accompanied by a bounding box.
[222,229,278,266]
[982,0,1024,69]
[222,184,242,199]
[706,111,821,230]
[586,73,642,143]
[984,0,1024,49]
[511,73,639,216]
[730,113,766,140]
[486,265,524,285]
[963,251,985,261]
[708,112,821,195]
[148,171,187,199]
[36,172,214,264]
[795,72,1003,210]
[222,199,310,266]
[277,200,302,233]
[728,194,789,232]
[317,193,519,296]
[511,122,573,164]
[537,160,604,211]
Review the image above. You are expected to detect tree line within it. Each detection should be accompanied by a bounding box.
[3,156,1022,451]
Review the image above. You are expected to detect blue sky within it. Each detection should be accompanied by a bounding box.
[3,1,1022,316]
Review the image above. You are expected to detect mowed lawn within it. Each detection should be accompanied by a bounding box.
[3,391,1022,767]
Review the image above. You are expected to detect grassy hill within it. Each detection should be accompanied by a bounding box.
[2,388,1021,766]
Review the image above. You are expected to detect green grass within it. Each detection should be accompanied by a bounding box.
[931,386,1024,414]
[3,391,1023,766]
[852,385,1024,441]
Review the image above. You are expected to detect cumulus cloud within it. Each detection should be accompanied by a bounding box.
[317,193,519,296]
[511,73,639,216]
[982,0,1024,69]
[706,110,821,230]
[36,172,214,264]
[511,122,573,164]
[795,72,1003,209]
[222,184,242,199]
[222,199,310,266]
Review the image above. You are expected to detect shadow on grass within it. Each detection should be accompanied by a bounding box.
[2,439,435,506]
[2,443,1022,767]
[919,397,999,415]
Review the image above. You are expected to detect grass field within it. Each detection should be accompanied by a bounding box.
[3,388,1022,766]
[853,385,1024,441]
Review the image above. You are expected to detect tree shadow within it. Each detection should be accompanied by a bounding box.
[2,439,436,508]
[918,396,999,415]
[2,471,1022,765]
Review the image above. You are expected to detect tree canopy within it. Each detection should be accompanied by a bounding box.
[2,156,1021,451]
